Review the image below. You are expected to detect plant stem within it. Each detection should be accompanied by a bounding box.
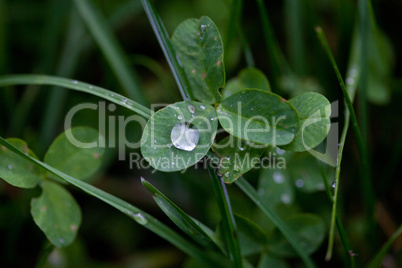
[208,166,243,268]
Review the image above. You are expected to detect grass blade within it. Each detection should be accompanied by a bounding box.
[0,136,225,267]
[315,26,376,259]
[255,0,292,87]
[141,0,192,101]
[141,178,225,252]
[72,0,147,105]
[0,74,152,119]
[235,177,315,268]
[208,166,243,268]
[368,225,402,268]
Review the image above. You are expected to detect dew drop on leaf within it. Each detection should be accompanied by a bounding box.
[171,122,200,151]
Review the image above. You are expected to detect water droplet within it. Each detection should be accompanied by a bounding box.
[171,122,200,151]
[89,86,93,89]
[132,213,148,225]
[153,147,156,150]
[251,108,254,110]
[154,140,157,143]
[122,97,127,104]
[295,179,304,188]
[200,105,205,110]
[188,105,195,113]
[7,165,13,170]
[276,147,285,155]
[211,118,214,121]
[280,193,291,204]
[58,238,65,244]
[331,182,336,188]
[177,115,183,120]
[273,171,284,184]
[346,77,354,85]
[238,146,245,151]
[72,80,78,85]
[224,171,230,177]
[234,164,241,172]
[200,24,207,31]
[167,143,172,148]
[171,162,175,165]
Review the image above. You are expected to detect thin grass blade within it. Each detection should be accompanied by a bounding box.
[72,0,146,104]
[0,75,152,119]
[140,0,192,101]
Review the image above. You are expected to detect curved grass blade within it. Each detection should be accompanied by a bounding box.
[141,0,192,101]
[0,136,227,267]
[315,26,375,260]
[72,0,147,105]
[0,74,152,119]
[208,166,243,268]
[235,177,315,268]
[368,225,402,268]
[141,178,224,252]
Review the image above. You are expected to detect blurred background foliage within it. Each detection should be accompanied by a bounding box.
[0,0,401,267]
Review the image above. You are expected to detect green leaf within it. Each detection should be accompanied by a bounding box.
[281,92,331,152]
[213,136,265,183]
[44,127,105,181]
[141,101,217,172]
[31,181,82,248]
[267,213,325,257]
[141,178,224,251]
[0,138,43,188]
[258,168,294,205]
[171,16,224,104]
[0,136,228,267]
[235,214,268,256]
[258,254,290,268]
[217,89,299,146]
[222,67,271,99]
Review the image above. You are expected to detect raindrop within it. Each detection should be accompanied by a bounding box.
[276,147,285,155]
[234,164,241,172]
[171,122,200,151]
[177,115,183,120]
[167,143,172,148]
[188,105,195,113]
[133,213,148,225]
[7,165,13,170]
[280,193,291,204]
[331,182,336,188]
[58,238,65,244]
[72,80,78,85]
[211,118,214,121]
[295,179,304,188]
[89,86,93,89]
[273,171,284,184]
[346,77,354,85]
[224,172,230,177]
[122,97,127,104]
[238,146,245,151]
[153,147,156,150]
[172,162,175,165]
[200,105,206,110]
[154,140,157,143]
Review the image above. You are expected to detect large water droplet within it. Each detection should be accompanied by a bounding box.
[171,122,200,151]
